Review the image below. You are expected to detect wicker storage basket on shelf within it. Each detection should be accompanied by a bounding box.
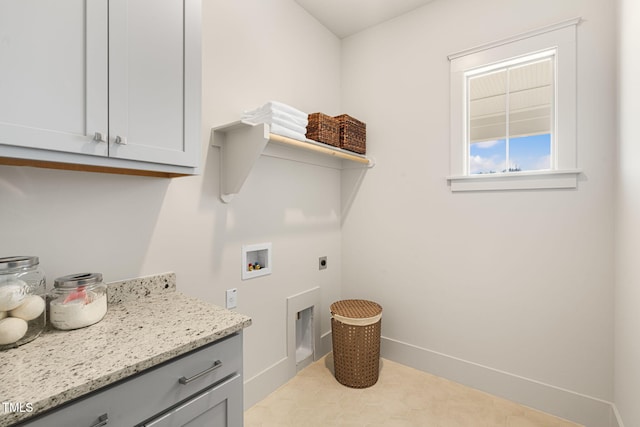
[334,114,366,154]
[307,113,340,147]
[330,299,382,388]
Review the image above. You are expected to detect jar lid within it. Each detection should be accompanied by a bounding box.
[54,273,103,289]
[0,256,39,271]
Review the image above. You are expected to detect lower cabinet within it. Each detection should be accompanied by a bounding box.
[19,333,243,427]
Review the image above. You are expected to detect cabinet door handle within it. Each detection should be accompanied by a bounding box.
[114,135,127,145]
[93,132,106,143]
[89,413,109,427]
[178,360,223,385]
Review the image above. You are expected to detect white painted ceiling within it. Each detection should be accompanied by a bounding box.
[294,0,436,38]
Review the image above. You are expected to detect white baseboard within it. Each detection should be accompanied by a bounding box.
[244,330,333,410]
[611,403,624,427]
[244,332,621,427]
[243,356,290,410]
[320,330,332,357]
[381,336,616,427]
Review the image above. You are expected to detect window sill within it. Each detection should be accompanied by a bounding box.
[447,169,581,192]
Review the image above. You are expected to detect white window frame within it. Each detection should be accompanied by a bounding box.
[447,18,581,192]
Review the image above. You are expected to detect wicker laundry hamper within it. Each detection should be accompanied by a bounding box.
[330,299,382,388]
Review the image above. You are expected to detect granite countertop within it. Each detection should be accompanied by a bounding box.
[0,273,252,427]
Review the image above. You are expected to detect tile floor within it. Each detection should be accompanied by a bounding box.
[244,355,582,427]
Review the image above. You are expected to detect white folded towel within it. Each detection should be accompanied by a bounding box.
[242,109,308,128]
[262,100,308,118]
[243,114,307,135]
[243,101,308,121]
[272,116,307,135]
[269,123,307,141]
[242,101,310,142]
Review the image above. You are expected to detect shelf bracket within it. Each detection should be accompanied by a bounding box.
[212,121,269,203]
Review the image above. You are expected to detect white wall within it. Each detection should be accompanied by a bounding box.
[0,0,342,408]
[340,0,616,424]
[615,0,640,425]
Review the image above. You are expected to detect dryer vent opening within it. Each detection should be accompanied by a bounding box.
[296,307,314,371]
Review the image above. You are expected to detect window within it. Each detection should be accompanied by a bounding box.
[468,51,554,174]
[448,18,581,192]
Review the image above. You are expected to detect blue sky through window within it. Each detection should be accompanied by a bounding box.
[470,134,551,174]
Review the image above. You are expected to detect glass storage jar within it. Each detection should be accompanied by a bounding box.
[0,256,47,350]
[50,273,108,330]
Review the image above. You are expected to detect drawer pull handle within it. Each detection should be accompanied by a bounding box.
[89,413,109,427]
[178,360,223,385]
[114,135,127,145]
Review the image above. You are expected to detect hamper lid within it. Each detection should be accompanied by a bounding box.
[331,299,382,326]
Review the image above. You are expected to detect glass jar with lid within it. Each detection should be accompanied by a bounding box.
[0,256,47,350]
[50,273,108,330]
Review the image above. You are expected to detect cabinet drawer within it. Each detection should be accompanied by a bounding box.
[130,332,242,411]
[143,374,243,427]
[21,333,242,427]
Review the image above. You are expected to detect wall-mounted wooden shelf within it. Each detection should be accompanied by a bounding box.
[211,121,374,203]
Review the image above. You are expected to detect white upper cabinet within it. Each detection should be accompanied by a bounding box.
[0,0,201,176]
[108,0,200,168]
[0,0,108,156]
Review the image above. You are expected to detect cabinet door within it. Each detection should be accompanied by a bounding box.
[0,0,108,157]
[108,0,201,168]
